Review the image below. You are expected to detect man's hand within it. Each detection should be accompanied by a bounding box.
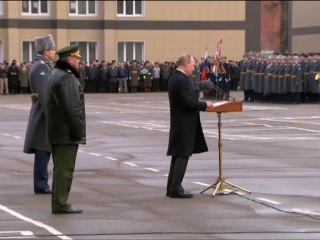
[206,101,213,108]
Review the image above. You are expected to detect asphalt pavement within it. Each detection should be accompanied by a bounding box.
[0,91,320,239]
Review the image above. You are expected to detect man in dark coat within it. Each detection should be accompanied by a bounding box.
[47,44,86,214]
[23,34,56,194]
[166,54,213,198]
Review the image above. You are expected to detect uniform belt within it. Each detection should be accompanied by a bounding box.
[31,93,38,100]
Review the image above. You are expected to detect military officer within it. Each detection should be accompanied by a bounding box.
[284,56,293,103]
[290,56,303,103]
[47,44,86,214]
[23,34,56,194]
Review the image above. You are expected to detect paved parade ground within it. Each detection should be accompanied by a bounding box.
[1,91,320,239]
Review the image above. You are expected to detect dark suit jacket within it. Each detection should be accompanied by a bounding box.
[167,69,208,157]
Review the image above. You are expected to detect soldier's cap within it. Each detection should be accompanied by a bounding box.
[34,34,56,52]
[308,52,314,56]
[299,52,308,58]
[56,44,81,59]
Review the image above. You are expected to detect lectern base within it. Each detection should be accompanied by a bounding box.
[200,177,251,197]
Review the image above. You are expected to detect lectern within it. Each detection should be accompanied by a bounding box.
[201,101,251,197]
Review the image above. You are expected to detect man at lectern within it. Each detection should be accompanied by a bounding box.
[166,54,213,198]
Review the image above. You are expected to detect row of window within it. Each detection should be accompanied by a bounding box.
[20,41,144,63]
[0,0,144,16]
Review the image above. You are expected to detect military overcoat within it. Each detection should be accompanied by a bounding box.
[23,55,53,153]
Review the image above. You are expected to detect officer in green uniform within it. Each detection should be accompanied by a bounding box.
[47,44,86,214]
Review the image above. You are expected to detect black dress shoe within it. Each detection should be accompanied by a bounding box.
[169,191,193,198]
[35,188,52,194]
[52,206,83,214]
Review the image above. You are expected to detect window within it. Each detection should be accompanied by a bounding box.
[69,1,96,15]
[22,41,37,62]
[22,1,49,15]
[70,41,97,63]
[117,0,143,16]
[118,42,144,62]
[0,1,3,15]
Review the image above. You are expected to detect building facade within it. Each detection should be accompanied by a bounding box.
[0,1,318,64]
[0,0,261,63]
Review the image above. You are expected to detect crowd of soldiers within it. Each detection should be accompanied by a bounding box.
[4,50,318,105]
[0,58,242,96]
[0,59,177,95]
[0,60,31,95]
[78,60,175,94]
[238,50,320,104]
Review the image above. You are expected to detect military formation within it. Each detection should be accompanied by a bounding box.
[239,51,320,104]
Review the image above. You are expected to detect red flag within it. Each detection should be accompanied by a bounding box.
[213,37,222,77]
[201,49,208,80]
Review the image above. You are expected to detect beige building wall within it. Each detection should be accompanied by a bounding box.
[292,1,320,28]
[142,1,245,21]
[291,1,320,52]
[1,1,247,62]
[115,30,245,62]
[292,34,320,53]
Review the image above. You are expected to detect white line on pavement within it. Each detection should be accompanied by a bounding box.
[89,153,101,156]
[13,136,21,139]
[292,208,320,215]
[105,156,118,161]
[255,198,281,205]
[144,168,159,172]
[3,134,10,136]
[192,182,211,187]
[123,162,138,167]
[0,205,72,240]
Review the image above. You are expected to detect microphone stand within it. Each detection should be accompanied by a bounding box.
[201,80,251,197]
[211,81,236,101]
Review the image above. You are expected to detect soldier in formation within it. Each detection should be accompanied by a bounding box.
[239,51,320,104]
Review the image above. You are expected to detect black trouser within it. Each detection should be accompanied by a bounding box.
[51,144,78,212]
[109,82,117,93]
[34,149,51,193]
[152,78,160,92]
[167,156,189,193]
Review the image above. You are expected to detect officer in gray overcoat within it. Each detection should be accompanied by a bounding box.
[23,34,56,194]
[191,60,200,99]
[244,55,254,101]
[128,60,140,93]
[290,56,302,103]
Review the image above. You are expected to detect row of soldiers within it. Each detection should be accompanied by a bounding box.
[239,52,320,104]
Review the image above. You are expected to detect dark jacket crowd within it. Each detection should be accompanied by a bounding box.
[0,58,242,96]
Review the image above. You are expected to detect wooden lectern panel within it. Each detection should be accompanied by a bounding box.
[206,101,243,113]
